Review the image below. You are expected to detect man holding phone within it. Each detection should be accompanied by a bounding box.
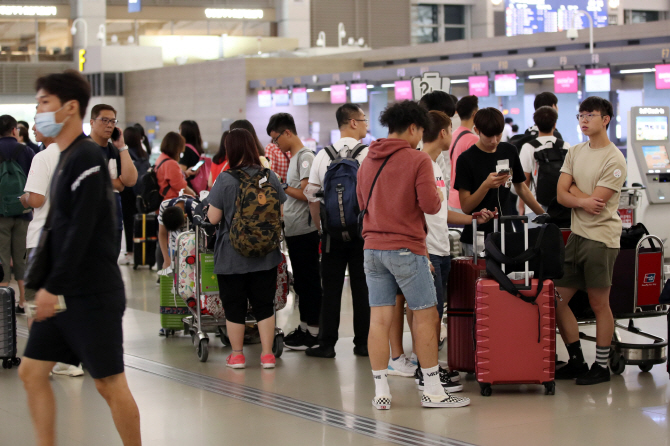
[454,107,544,255]
[89,104,138,257]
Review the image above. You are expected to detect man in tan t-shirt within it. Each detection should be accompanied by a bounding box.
[554,97,626,386]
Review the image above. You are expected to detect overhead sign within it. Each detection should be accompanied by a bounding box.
[330,85,347,104]
[128,0,141,13]
[411,72,451,100]
[258,90,272,108]
[0,6,57,16]
[78,49,86,72]
[350,83,368,103]
[205,9,263,19]
[494,74,517,96]
[554,70,579,94]
[656,64,670,90]
[585,68,610,92]
[505,0,607,37]
[293,88,308,106]
[394,80,413,101]
[468,76,489,97]
[274,89,289,106]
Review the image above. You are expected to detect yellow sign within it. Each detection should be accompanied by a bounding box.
[78,49,86,72]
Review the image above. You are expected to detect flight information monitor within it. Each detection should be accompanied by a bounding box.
[636,116,669,141]
[506,0,607,37]
[642,146,670,171]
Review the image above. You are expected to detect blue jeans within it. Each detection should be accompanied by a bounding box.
[363,249,437,311]
[429,254,451,320]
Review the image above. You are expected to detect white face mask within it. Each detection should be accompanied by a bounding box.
[34,105,69,138]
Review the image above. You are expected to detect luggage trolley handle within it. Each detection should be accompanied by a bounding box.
[499,215,530,287]
[472,211,499,263]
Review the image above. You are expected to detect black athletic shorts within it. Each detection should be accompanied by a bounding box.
[23,289,126,379]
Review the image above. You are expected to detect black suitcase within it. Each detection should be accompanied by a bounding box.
[0,287,20,369]
[133,213,158,270]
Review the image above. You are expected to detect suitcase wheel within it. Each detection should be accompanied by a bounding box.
[480,383,492,397]
[610,354,626,375]
[544,381,556,395]
[12,357,20,367]
[273,332,284,358]
[2,359,12,370]
[197,338,209,363]
[639,363,653,373]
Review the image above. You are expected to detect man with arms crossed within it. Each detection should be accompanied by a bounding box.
[19,70,141,446]
[554,97,626,385]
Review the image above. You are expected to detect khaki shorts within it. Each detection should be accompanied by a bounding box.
[555,233,619,290]
[0,216,29,282]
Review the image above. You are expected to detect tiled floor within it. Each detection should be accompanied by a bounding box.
[1,264,669,446]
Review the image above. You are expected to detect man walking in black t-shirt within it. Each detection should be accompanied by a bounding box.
[454,108,545,254]
[19,70,141,446]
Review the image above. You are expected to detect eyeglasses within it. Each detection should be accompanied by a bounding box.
[96,117,118,126]
[352,118,369,124]
[271,131,285,145]
[576,113,602,122]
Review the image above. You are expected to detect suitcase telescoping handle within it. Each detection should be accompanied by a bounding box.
[471,211,499,263]
[499,215,529,287]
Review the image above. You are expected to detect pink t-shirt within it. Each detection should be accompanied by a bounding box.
[448,126,479,209]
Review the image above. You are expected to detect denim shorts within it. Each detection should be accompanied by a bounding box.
[363,249,437,311]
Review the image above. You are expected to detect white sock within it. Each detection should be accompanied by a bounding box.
[307,325,319,336]
[372,369,390,396]
[422,365,445,396]
[299,321,308,331]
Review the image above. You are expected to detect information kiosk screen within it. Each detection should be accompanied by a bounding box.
[642,146,670,171]
[636,116,668,141]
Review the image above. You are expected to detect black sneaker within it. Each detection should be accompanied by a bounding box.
[305,344,336,358]
[284,327,318,351]
[415,366,463,393]
[576,363,611,386]
[15,305,25,315]
[555,361,589,380]
[353,345,369,357]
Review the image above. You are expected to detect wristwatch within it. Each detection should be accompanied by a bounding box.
[118,145,128,152]
[282,183,289,190]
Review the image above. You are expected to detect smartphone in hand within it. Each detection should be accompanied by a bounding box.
[191,160,205,172]
[111,127,121,141]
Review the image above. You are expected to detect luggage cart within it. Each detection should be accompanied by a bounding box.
[177,216,285,362]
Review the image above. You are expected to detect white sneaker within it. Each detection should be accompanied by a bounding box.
[388,354,417,377]
[421,391,470,408]
[372,395,392,410]
[409,352,418,367]
[118,252,133,265]
[51,363,84,377]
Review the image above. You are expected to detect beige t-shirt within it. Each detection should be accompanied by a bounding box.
[560,141,626,248]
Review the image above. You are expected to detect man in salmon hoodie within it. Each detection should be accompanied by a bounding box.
[357,101,470,410]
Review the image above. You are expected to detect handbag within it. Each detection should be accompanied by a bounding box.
[24,139,84,290]
[357,152,395,239]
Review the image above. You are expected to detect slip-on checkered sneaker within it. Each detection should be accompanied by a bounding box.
[372,395,392,410]
[421,392,470,408]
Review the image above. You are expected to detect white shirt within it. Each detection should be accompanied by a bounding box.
[24,143,60,249]
[501,123,513,142]
[519,135,570,214]
[308,137,368,192]
[425,160,451,256]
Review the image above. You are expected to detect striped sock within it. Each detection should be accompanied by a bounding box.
[595,345,610,367]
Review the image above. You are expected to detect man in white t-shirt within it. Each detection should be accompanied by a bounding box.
[519,106,570,227]
[20,125,85,378]
[303,103,370,358]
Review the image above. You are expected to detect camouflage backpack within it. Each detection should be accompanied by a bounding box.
[225,168,282,258]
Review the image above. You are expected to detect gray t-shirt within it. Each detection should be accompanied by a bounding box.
[283,147,316,237]
[208,166,287,275]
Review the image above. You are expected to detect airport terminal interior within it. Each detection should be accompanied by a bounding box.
[2,1,670,445]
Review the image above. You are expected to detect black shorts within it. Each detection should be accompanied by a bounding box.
[23,289,126,379]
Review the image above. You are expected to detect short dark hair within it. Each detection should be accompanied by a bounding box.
[35,69,91,119]
[162,206,185,231]
[230,119,265,156]
[266,113,297,136]
[91,104,116,120]
[379,100,430,135]
[534,92,558,110]
[226,128,262,169]
[512,124,519,133]
[0,115,17,137]
[160,131,185,160]
[419,90,456,117]
[579,96,614,130]
[533,106,558,134]
[473,107,505,137]
[504,117,514,124]
[456,95,479,120]
[179,120,203,155]
[336,103,363,128]
[423,111,451,144]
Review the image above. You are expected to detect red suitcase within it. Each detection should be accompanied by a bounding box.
[475,215,556,396]
[446,214,488,373]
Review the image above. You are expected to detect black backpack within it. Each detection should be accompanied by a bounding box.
[137,159,171,213]
[509,133,536,154]
[529,139,567,207]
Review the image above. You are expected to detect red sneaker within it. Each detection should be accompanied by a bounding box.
[260,354,276,369]
[226,353,246,369]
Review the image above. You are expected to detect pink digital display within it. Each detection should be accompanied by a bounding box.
[468,76,489,97]
[656,64,670,90]
[330,84,347,104]
[394,80,413,101]
[554,70,579,94]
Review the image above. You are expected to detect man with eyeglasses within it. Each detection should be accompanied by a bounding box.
[89,104,138,258]
[303,103,371,358]
[554,96,627,385]
[267,113,323,351]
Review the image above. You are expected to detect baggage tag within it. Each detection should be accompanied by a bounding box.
[24,295,67,318]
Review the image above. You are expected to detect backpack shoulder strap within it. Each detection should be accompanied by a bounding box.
[552,139,566,151]
[323,145,338,161]
[155,158,170,170]
[528,139,542,149]
[450,129,472,162]
[351,143,368,159]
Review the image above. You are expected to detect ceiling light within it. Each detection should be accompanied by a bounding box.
[366,85,375,89]
[321,87,331,91]
[619,68,656,74]
[306,89,314,93]
[381,83,395,88]
[450,79,468,84]
[528,74,555,79]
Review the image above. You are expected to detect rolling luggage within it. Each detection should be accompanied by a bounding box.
[476,215,556,396]
[160,273,189,336]
[0,286,20,369]
[446,214,488,373]
[133,213,158,269]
